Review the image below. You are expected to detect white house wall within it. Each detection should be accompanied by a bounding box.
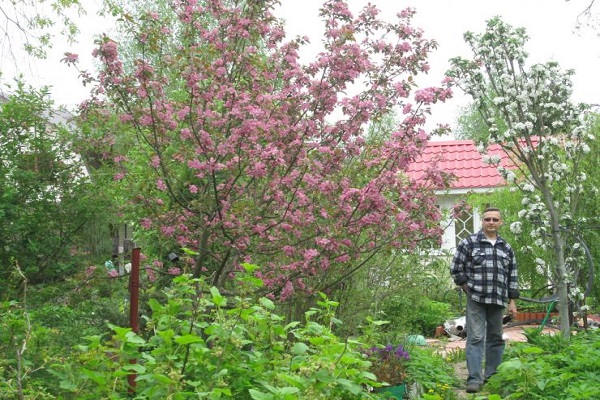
[435,191,488,252]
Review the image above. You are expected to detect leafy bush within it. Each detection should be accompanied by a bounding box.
[0,299,61,399]
[486,328,600,399]
[405,345,460,400]
[49,266,380,399]
[381,295,454,337]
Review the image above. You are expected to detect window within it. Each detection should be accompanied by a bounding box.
[455,208,474,247]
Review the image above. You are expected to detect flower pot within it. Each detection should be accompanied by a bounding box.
[375,383,406,399]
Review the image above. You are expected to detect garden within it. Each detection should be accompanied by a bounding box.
[3,259,600,399]
[1,0,600,399]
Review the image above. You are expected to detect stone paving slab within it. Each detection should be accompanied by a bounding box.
[427,324,560,355]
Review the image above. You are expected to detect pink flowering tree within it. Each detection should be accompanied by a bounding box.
[66,0,452,300]
[448,17,596,338]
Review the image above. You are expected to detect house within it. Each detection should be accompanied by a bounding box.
[407,140,509,251]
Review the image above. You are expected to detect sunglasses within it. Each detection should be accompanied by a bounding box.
[483,217,500,222]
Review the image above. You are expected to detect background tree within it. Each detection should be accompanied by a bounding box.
[0,0,83,60]
[457,108,600,311]
[0,80,114,297]
[448,16,596,338]
[454,101,508,143]
[65,0,453,304]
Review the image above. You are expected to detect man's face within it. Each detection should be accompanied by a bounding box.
[482,210,503,236]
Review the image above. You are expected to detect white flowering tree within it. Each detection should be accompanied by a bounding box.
[447,17,596,338]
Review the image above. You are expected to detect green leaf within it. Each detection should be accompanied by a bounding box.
[291,342,309,355]
[152,373,176,384]
[308,336,325,345]
[249,389,274,400]
[336,378,362,394]
[314,369,334,383]
[175,334,204,345]
[277,387,300,395]
[284,321,300,330]
[148,298,163,312]
[210,286,226,307]
[58,380,78,391]
[523,346,544,354]
[181,247,199,256]
[81,368,106,385]
[120,363,146,373]
[370,319,391,326]
[259,297,275,310]
[125,331,146,345]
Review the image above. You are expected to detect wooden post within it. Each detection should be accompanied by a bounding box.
[128,247,141,394]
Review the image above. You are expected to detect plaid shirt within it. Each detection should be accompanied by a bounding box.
[451,231,519,307]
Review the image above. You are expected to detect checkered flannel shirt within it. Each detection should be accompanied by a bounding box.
[451,231,519,307]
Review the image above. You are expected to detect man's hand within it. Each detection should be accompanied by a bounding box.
[508,299,517,316]
[461,284,470,295]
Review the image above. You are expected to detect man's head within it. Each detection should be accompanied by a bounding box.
[482,207,503,238]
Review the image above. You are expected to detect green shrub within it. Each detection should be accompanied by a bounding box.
[405,346,460,400]
[49,265,380,399]
[486,328,600,399]
[381,295,453,337]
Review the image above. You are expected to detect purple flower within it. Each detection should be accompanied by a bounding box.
[364,344,410,385]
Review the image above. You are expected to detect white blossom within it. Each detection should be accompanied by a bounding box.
[521,183,535,192]
[510,221,522,234]
[535,258,546,266]
[505,170,516,183]
[535,265,545,275]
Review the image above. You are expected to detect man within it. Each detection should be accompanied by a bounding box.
[450,207,519,393]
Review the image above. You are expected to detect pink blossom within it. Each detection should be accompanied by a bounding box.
[168,267,181,275]
[145,267,156,282]
[107,269,119,278]
[303,249,319,260]
[120,114,134,123]
[62,52,79,64]
[140,218,153,229]
[79,0,450,299]
[414,88,435,103]
[280,280,294,300]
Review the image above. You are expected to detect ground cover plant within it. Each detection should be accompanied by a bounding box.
[485,328,600,399]
[406,346,460,400]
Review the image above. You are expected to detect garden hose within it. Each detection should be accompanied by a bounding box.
[538,300,557,333]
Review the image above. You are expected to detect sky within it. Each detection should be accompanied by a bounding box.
[2,0,598,134]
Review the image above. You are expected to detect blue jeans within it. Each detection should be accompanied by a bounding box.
[465,297,506,385]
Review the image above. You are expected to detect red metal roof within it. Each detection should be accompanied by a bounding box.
[408,140,508,190]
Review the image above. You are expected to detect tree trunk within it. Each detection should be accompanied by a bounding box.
[548,203,570,338]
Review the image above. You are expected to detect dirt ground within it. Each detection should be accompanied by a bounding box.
[427,324,560,399]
